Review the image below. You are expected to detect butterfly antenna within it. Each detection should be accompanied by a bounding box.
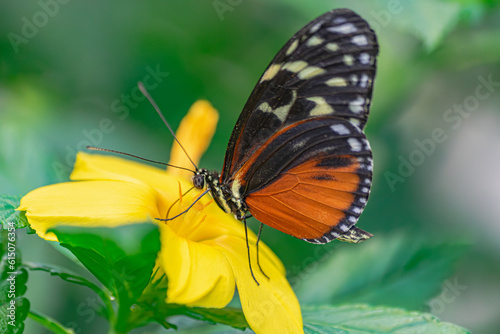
[86,146,195,173]
[138,81,199,171]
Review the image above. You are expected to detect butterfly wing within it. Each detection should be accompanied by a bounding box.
[221,8,378,184]
[236,117,373,243]
[220,8,378,243]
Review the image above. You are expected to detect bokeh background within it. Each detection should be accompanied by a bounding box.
[2,0,500,333]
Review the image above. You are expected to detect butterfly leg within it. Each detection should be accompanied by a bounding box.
[256,223,269,280]
[156,188,209,221]
[165,185,195,219]
[243,218,260,286]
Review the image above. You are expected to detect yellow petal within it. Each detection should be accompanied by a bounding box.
[18,180,159,241]
[166,189,286,275]
[71,152,190,216]
[199,208,286,275]
[210,235,304,334]
[161,224,235,308]
[168,100,219,179]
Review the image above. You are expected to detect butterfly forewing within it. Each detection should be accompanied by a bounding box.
[221,8,378,183]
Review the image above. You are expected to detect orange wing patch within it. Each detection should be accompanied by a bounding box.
[245,155,360,240]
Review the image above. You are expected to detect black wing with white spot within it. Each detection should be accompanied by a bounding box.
[221,8,378,182]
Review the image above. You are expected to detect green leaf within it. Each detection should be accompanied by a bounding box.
[50,223,160,332]
[24,262,112,319]
[0,230,30,333]
[295,234,467,310]
[148,305,249,331]
[132,275,249,331]
[159,304,470,334]
[27,309,75,334]
[24,262,103,293]
[182,307,248,330]
[302,304,470,333]
[0,195,28,230]
[50,223,160,299]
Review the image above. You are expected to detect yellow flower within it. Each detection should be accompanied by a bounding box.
[18,100,304,334]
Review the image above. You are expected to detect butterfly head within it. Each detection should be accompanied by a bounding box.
[192,169,208,189]
[191,168,248,220]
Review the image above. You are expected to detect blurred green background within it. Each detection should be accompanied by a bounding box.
[2,0,500,333]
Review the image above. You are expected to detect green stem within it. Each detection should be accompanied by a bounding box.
[97,288,116,327]
[28,310,76,334]
[24,262,116,328]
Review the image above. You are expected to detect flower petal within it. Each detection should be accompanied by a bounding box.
[70,152,190,216]
[161,224,235,308]
[167,189,286,275]
[200,209,286,275]
[18,180,159,241]
[210,235,304,334]
[168,100,219,179]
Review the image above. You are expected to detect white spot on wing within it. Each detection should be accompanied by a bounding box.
[360,74,370,88]
[353,207,362,214]
[286,39,299,56]
[326,43,339,52]
[257,91,297,122]
[326,77,348,87]
[362,139,372,150]
[298,66,325,79]
[348,216,357,223]
[348,138,362,152]
[343,54,354,66]
[273,90,297,121]
[359,197,367,204]
[307,35,324,47]
[258,102,272,113]
[333,17,347,24]
[340,224,350,232]
[272,106,289,122]
[307,96,334,116]
[351,35,369,46]
[350,74,358,85]
[309,22,322,33]
[360,53,371,65]
[349,118,361,127]
[330,124,350,135]
[260,63,282,82]
[349,96,365,114]
[328,23,357,34]
[361,187,369,193]
[283,61,308,73]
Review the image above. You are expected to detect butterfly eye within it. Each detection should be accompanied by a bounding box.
[192,173,206,189]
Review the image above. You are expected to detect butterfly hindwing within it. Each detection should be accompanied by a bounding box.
[221,8,378,183]
[230,117,372,243]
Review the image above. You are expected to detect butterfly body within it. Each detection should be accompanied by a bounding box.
[193,8,378,245]
[193,169,248,220]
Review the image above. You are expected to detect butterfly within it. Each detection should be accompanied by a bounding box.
[91,8,378,284]
[190,8,378,248]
